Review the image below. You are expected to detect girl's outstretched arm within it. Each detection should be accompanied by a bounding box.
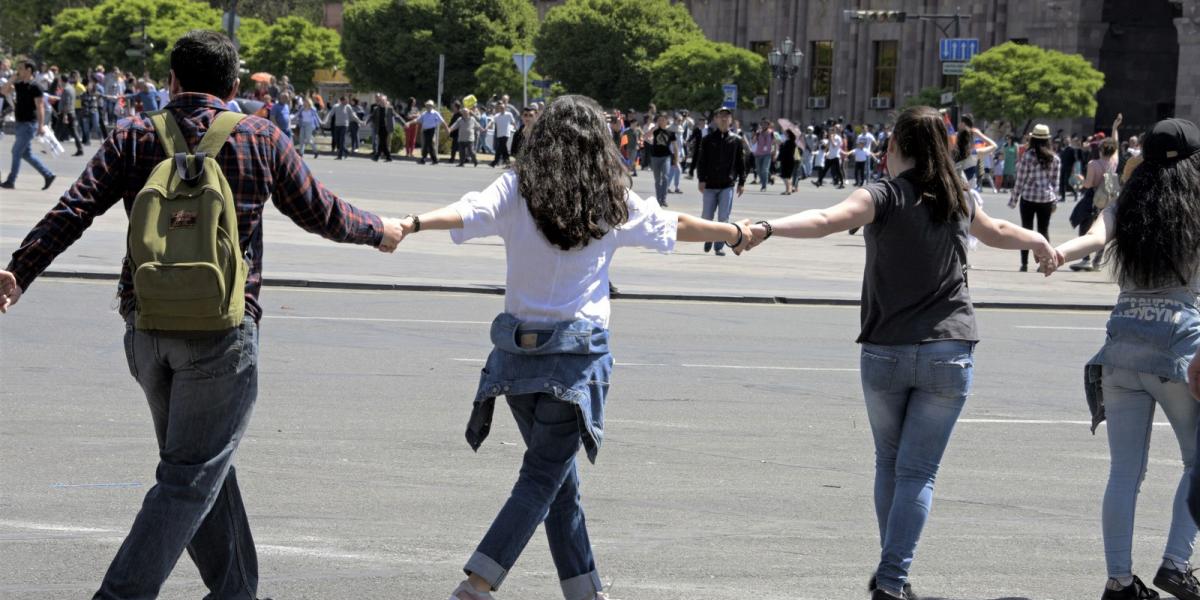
[399,207,464,237]
[676,214,749,250]
[750,188,875,242]
[969,206,1062,274]
[1053,207,1113,266]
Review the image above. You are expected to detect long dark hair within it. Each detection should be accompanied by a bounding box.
[1110,154,1200,288]
[954,113,974,162]
[890,106,969,221]
[514,95,630,251]
[1029,137,1055,169]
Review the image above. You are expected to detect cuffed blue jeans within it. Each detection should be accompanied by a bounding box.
[466,393,601,600]
[860,340,974,596]
[701,186,735,251]
[1102,366,1198,579]
[6,121,54,185]
[754,154,772,189]
[650,155,671,206]
[95,317,260,600]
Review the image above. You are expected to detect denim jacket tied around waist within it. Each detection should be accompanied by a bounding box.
[1085,288,1200,432]
[465,313,613,463]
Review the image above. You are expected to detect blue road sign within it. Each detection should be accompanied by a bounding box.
[939,38,980,62]
[722,84,738,109]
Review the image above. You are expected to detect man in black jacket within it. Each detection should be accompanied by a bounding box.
[1057,135,1080,201]
[695,107,746,256]
[368,94,397,162]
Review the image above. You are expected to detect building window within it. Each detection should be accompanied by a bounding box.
[810,40,833,99]
[872,40,898,100]
[750,41,772,58]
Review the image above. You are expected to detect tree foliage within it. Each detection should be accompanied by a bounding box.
[473,45,548,102]
[535,0,703,108]
[902,86,952,109]
[647,38,768,112]
[204,0,326,26]
[0,0,103,56]
[958,42,1105,130]
[241,16,342,92]
[342,0,537,102]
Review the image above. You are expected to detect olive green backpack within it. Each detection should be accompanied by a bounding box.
[127,111,247,331]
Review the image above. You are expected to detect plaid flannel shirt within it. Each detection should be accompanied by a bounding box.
[1010,150,1061,204]
[5,93,384,322]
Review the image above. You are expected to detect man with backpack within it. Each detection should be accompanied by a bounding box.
[0,31,403,599]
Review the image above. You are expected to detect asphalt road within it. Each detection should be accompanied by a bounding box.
[0,280,1187,600]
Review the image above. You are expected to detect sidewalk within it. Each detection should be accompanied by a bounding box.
[0,148,1118,311]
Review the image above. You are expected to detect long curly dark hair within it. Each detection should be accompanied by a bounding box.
[1110,154,1200,289]
[890,106,970,222]
[514,95,630,251]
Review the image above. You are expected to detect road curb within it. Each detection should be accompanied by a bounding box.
[38,270,1115,311]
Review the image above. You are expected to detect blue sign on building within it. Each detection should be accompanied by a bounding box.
[722,84,738,109]
[939,38,980,62]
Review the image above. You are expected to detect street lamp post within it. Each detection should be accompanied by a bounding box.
[768,37,804,117]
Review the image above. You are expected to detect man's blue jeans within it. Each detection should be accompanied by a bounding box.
[466,393,602,600]
[650,155,671,206]
[95,317,260,600]
[701,186,735,251]
[860,340,974,596]
[1102,366,1198,578]
[6,121,54,184]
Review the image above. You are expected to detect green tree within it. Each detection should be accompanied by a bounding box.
[241,16,341,92]
[902,85,952,109]
[0,0,103,56]
[958,42,1104,133]
[35,0,270,80]
[474,45,548,101]
[647,38,768,111]
[204,0,326,25]
[342,0,536,102]
[535,0,703,108]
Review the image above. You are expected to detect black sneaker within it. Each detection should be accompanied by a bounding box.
[871,589,905,600]
[0,180,13,189]
[1102,576,1160,599]
[703,242,712,253]
[42,175,56,190]
[869,575,918,599]
[714,248,726,257]
[1154,566,1200,600]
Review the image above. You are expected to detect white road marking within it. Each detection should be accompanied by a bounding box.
[266,315,488,325]
[0,520,118,534]
[1015,325,1106,331]
[959,418,1168,427]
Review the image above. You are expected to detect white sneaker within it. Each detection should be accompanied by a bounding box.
[448,580,495,600]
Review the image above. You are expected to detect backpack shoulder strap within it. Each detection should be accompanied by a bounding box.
[194,111,246,158]
[148,110,188,156]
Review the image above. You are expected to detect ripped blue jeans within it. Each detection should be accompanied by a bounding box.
[859,340,975,596]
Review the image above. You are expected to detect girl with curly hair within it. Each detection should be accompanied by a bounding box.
[393,94,751,600]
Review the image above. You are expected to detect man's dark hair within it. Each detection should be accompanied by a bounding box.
[170,30,238,98]
[21,61,36,72]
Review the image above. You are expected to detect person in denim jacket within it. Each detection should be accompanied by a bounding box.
[742,106,1058,600]
[390,95,754,600]
[1051,118,1200,600]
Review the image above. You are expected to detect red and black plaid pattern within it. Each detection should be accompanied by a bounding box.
[1010,150,1062,205]
[6,93,384,322]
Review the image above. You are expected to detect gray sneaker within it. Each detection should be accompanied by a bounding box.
[449,580,495,600]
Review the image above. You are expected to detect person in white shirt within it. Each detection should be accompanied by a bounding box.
[490,103,517,167]
[826,129,846,188]
[409,100,448,165]
[391,95,752,600]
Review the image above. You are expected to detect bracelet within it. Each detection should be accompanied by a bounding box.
[756,220,773,240]
[405,214,421,233]
[730,222,744,249]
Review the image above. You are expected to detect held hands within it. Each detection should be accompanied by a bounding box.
[1032,239,1065,277]
[729,220,755,256]
[0,271,23,313]
[378,217,405,253]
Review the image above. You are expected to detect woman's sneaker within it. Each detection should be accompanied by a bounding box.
[449,580,495,600]
[1101,576,1160,599]
[868,575,917,599]
[1154,566,1200,600]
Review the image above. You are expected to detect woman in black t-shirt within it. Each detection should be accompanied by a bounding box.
[741,106,1059,600]
[778,129,798,195]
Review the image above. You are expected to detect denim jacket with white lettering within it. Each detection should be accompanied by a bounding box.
[465,313,612,463]
[1085,288,1200,432]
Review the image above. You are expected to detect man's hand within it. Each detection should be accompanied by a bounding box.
[736,185,744,197]
[378,217,405,253]
[698,182,706,194]
[731,219,756,255]
[1113,113,1124,130]
[37,126,47,137]
[0,271,23,313]
[747,221,769,251]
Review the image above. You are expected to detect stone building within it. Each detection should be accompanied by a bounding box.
[534,0,1200,135]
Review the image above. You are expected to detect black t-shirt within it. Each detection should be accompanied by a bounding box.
[650,128,676,158]
[14,81,43,123]
[858,171,978,345]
